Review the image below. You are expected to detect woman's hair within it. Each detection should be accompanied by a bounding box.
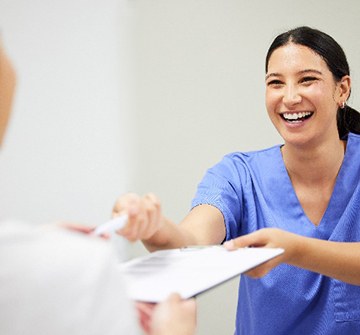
[265,26,360,139]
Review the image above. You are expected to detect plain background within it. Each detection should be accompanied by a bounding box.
[0,0,133,226]
[1,1,360,334]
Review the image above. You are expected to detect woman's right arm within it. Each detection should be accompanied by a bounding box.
[112,193,226,251]
[225,228,360,285]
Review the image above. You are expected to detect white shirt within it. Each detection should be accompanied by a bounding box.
[0,222,140,335]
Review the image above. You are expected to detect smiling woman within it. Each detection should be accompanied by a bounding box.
[265,26,360,140]
[266,44,350,151]
[111,26,360,335]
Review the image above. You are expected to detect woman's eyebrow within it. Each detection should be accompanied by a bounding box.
[265,73,281,81]
[265,69,323,81]
[298,69,323,75]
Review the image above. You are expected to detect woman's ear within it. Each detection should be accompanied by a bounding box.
[337,75,351,105]
[0,45,16,147]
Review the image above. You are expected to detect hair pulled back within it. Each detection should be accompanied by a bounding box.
[265,26,360,139]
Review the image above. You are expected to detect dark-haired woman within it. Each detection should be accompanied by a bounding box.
[113,26,360,334]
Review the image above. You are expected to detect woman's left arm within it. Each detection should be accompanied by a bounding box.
[224,228,360,285]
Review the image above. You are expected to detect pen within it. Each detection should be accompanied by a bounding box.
[93,214,128,236]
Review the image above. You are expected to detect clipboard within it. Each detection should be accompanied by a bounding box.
[118,246,284,302]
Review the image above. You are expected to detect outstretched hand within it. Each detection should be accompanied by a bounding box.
[112,193,164,242]
[224,228,300,278]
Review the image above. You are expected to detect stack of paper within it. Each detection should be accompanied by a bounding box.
[118,246,283,302]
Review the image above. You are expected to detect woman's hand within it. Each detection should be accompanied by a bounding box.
[137,294,197,335]
[224,228,300,278]
[112,193,164,242]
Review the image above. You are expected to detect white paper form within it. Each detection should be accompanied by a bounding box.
[118,246,283,302]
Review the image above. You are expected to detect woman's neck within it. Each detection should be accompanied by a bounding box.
[281,137,346,187]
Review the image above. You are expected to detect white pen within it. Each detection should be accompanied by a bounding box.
[93,214,128,236]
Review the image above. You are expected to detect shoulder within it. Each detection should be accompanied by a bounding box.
[221,145,282,167]
[345,132,360,157]
[347,132,360,143]
[201,145,282,184]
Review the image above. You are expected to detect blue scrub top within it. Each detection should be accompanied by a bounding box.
[191,133,360,335]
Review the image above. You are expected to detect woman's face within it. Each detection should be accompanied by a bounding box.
[0,46,16,147]
[265,43,344,148]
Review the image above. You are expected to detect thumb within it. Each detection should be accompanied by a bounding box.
[224,231,265,250]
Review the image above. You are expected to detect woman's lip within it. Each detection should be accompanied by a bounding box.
[280,111,314,120]
[279,111,314,128]
[280,111,313,116]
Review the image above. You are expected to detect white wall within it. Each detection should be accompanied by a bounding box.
[0,0,133,227]
[131,1,360,334]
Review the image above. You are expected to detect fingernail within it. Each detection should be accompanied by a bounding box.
[224,240,235,250]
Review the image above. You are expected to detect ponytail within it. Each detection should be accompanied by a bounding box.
[337,105,360,139]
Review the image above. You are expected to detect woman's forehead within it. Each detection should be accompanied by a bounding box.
[267,43,328,75]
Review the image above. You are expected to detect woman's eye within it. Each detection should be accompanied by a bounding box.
[267,80,283,87]
[300,76,317,84]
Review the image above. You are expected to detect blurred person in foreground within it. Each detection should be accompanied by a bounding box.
[0,42,196,335]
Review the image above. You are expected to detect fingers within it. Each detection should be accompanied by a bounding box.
[112,192,162,242]
[146,193,161,227]
[224,229,269,250]
[112,192,140,218]
[223,228,286,279]
[150,294,197,335]
[166,294,197,320]
[166,292,182,301]
[56,222,95,234]
[136,302,156,335]
[136,302,156,318]
[163,293,183,306]
[244,257,282,279]
[223,231,271,278]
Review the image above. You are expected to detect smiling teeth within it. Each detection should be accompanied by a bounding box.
[283,112,312,120]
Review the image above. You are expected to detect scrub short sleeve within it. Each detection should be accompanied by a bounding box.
[191,154,244,240]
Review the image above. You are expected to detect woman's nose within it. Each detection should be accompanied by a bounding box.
[282,85,302,107]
